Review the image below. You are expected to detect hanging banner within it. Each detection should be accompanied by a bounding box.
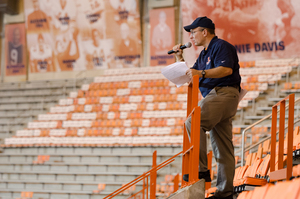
[24,0,142,73]
[181,0,300,64]
[149,7,175,66]
[105,0,142,68]
[5,23,27,76]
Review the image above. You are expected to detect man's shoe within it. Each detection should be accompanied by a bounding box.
[206,194,233,199]
[182,170,211,182]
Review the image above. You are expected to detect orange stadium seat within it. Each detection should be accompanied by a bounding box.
[249,184,271,199]
[93,183,106,194]
[294,82,300,90]
[236,191,250,199]
[283,82,292,90]
[20,192,34,199]
[77,90,84,98]
[122,184,136,195]
[292,164,300,177]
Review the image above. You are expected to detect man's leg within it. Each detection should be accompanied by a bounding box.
[184,87,239,184]
[205,87,239,197]
[210,118,235,198]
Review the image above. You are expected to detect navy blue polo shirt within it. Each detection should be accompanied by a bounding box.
[191,36,241,97]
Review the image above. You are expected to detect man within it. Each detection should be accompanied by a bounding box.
[27,0,50,32]
[84,29,106,69]
[86,0,104,26]
[116,22,140,67]
[56,27,80,71]
[172,16,241,199]
[8,28,23,65]
[29,34,54,72]
[276,0,295,45]
[52,0,76,32]
[151,11,172,55]
[109,0,137,22]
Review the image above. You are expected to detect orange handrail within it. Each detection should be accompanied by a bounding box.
[269,94,294,182]
[104,150,182,199]
[104,75,201,198]
[205,151,213,190]
[182,75,201,187]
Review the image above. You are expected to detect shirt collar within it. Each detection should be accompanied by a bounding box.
[203,36,218,54]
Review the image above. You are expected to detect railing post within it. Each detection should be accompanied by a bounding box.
[182,75,200,186]
[174,174,179,192]
[287,94,294,180]
[150,151,157,199]
[278,101,285,170]
[270,106,277,172]
[270,94,294,182]
[205,151,213,190]
[146,176,149,199]
[182,124,190,187]
[191,76,199,109]
[190,106,200,184]
[142,177,145,199]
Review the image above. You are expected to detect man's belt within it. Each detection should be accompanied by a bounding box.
[218,84,240,90]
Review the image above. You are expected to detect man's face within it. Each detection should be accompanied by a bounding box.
[38,38,44,52]
[13,28,21,45]
[92,30,100,45]
[60,0,66,6]
[32,0,39,10]
[189,27,205,46]
[159,12,166,24]
[121,25,129,40]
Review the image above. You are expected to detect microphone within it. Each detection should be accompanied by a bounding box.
[167,42,192,54]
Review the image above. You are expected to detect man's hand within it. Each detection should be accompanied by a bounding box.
[186,69,200,79]
[172,43,184,61]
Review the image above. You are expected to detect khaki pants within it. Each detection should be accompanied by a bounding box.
[185,86,239,197]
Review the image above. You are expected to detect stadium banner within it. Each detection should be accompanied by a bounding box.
[5,23,27,76]
[149,7,175,66]
[181,0,300,64]
[24,0,142,73]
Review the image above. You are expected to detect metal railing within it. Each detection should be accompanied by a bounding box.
[240,94,299,166]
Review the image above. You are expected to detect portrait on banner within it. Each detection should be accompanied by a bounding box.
[5,23,27,76]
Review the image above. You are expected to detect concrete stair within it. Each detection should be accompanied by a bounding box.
[167,179,205,199]
[0,146,182,199]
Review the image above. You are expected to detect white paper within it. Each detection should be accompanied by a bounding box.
[161,62,191,87]
[239,88,248,102]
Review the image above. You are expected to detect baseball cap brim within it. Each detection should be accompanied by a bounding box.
[184,16,215,32]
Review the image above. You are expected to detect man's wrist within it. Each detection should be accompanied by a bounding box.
[176,57,185,62]
[201,70,206,79]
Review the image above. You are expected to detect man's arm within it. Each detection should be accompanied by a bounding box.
[186,66,232,79]
[172,43,185,62]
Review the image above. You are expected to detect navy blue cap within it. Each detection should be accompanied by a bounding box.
[184,16,215,32]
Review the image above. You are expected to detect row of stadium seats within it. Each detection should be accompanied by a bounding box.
[3,135,183,147]
[98,59,298,76]
[239,58,299,68]
[282,81,300,91]
[237,178,300,199]
[15,126,184,137]
[62,95,189,105]
[239,66,292,76]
